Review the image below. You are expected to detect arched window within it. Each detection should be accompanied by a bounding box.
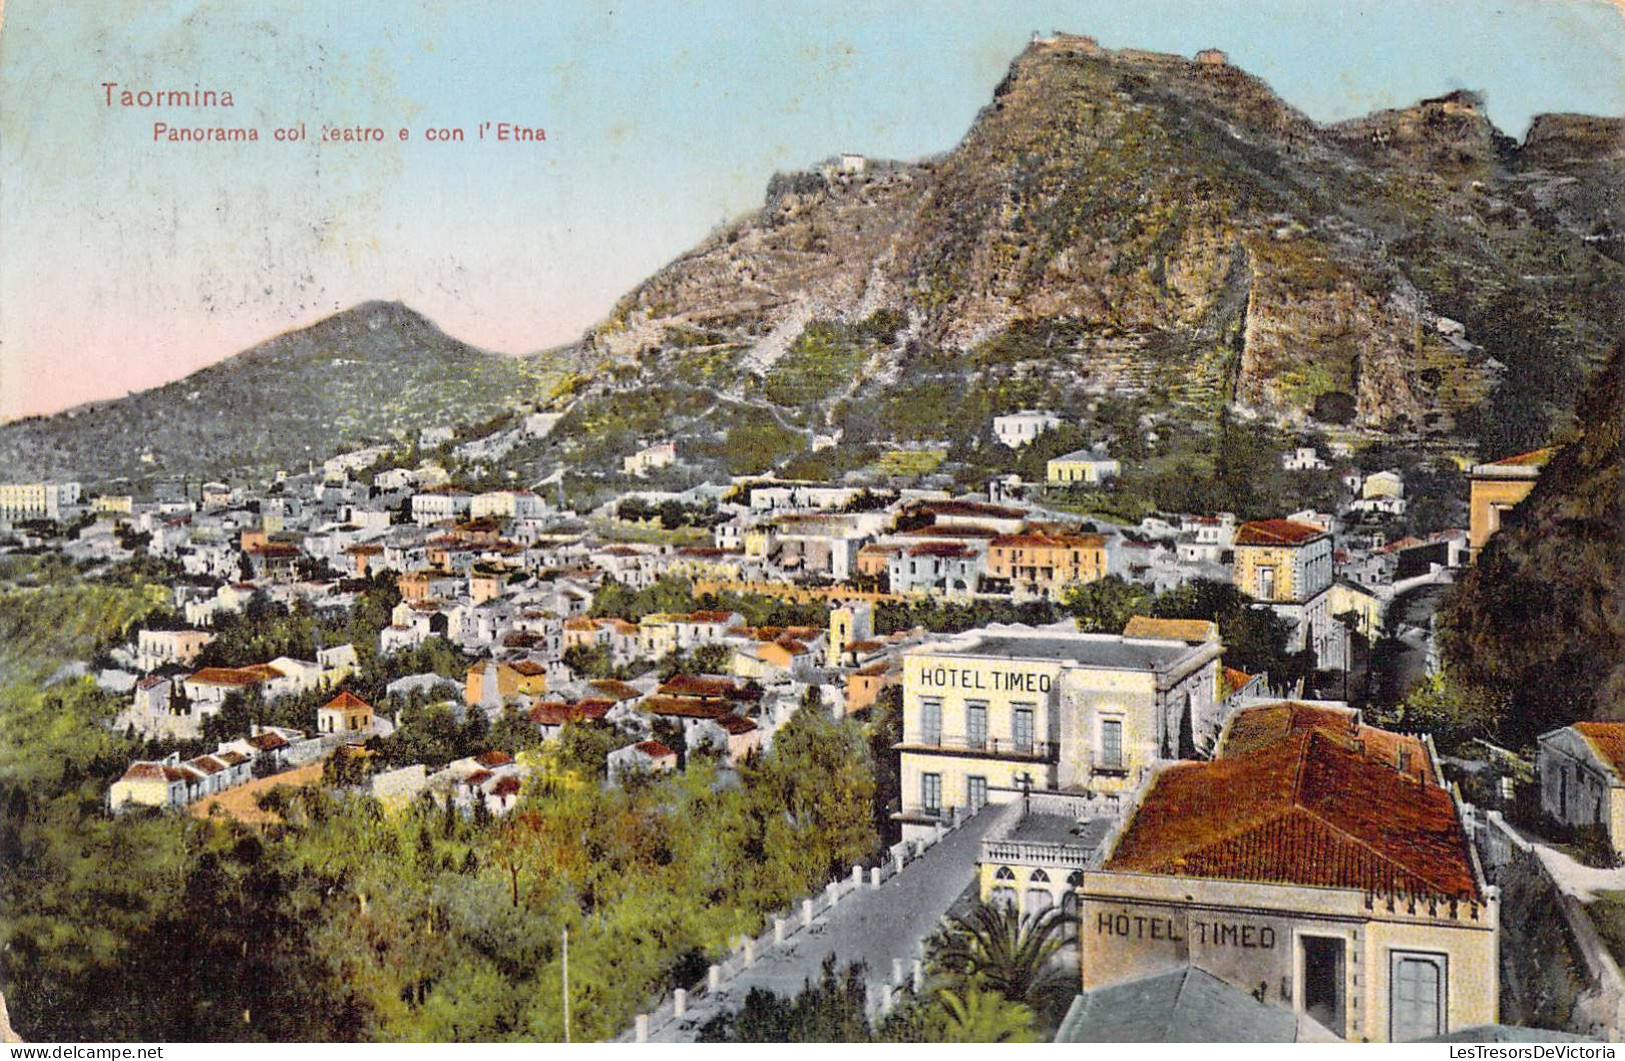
[994,865,1016,881]
[1029,868,1049,883]
[1066,869,1085,887]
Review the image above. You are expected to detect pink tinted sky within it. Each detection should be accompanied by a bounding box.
[2,0,1622,421]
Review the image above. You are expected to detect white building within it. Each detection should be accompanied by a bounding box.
[993,410,1062,449]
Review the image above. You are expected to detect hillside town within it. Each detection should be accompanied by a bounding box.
[2,394,1596,1044]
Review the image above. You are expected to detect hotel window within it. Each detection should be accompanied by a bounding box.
[967,775,987,809]
[921,698,942,746]
[921,773,942,814]
[1099,718,1124,770]
[1012,707,1035,753]
[967,701,988,749]
[1390,952,1446,1041]
[1258,566,1277,599]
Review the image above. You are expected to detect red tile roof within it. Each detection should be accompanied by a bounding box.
[1234,519,1327,546]
[1574,723,1625,776]
[642,695,729,719]
[634,740,676,759]
[188,667,270,687]
[474,750,514,768]
[1487,447,1555,468]
[714,713,759,736]
[322,690,373,711]
[529,700,612,726]
[1108,731,1475,900]
[659,674,747,700]
[491,775,522,797]
[1220,701,1435,785]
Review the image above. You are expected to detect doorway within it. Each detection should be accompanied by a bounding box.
[1301,935,1346,1038]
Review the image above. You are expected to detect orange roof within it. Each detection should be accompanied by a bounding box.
[1234,519,1327,546]
[474,750,514,768]
[1487,447,1555,468]
[635,740,676,759]
[529,701,612,726]
[589,679,643,702]
[715,713,759,736]
[321,690,372,711]
[1220,701,1435,785]
[991,531,1108,550]
[1107,731,1477,900]
[642,696,729,719]
[1123,617,1218,643]
[188,667,269,687]
[1574,723,1625,775]
[1219,666,1256,699]
[659,674,742,699]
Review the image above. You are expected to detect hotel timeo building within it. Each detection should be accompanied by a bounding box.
[1076,702,1499,1042]
[894,623,1222,838]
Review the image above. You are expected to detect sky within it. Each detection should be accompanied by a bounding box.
[1,0,1622,421]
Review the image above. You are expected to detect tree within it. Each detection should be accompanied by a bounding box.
[927,902,1076,1014]
[1059,576,1149,634]
[927,986,1039,1043]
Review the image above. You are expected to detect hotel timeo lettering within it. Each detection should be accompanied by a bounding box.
[1095,911,1278,949]
[916,665,1052,694]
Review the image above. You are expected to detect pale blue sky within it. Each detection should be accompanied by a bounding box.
[2,0,1622,419]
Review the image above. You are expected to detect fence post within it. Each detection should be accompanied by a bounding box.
[774,917,787,944]
[708,964,722,992]
[802,898,815,927]
[635,1014,648,1043]
[913,958,925,992]
[826,880,840,909]
[674,988,688,1017]
[870,866,882,889]
[744,938,756,967]
[852,864,863,888]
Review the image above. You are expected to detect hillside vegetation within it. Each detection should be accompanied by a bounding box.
[1438,343,1624,747]
[0,302,563,488]
[546,36,1622,483]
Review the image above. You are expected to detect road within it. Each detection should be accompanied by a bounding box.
[648,808,1004,1041]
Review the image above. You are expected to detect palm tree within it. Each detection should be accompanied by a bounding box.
[928,901,1077,1011]
[931,986,1038,1043]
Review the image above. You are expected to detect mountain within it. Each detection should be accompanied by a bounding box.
[0,302,561,487]
[547,35,1623,478]
[1438,342,1624,747]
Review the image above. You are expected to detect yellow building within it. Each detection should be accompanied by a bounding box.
[94,494,135,516]
[109,758,197,810]
[0,481,81,522]
[1468,448,1552,559]
[1232,519,1338,660]
[1329,577,1384,641]
[316,690,375,735]
[1076,729,1498,1041]
[895,624,1221,840]
[465,660,547,706]
[828,600,875,659]
[987,532,1109,601]
[1046,450,1121,486]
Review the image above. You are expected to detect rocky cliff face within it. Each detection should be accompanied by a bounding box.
[573,35,1624,451]
[1440,343,1624,745]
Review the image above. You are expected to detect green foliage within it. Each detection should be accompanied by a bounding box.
[926,902,1076,1016]
[698,956,873,1042]
[1059,576,1151,634]
[589,575,697,621]
[717,410,806,476]
[1440,346,1624,748]
[764,322,871,407]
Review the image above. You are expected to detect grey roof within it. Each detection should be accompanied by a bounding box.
[1055,967,1297,1043]
[954,633,1197,672]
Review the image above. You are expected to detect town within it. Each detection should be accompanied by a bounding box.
[0,388,1599,1044]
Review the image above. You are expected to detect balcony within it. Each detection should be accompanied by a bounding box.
[894,734,1058,763]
